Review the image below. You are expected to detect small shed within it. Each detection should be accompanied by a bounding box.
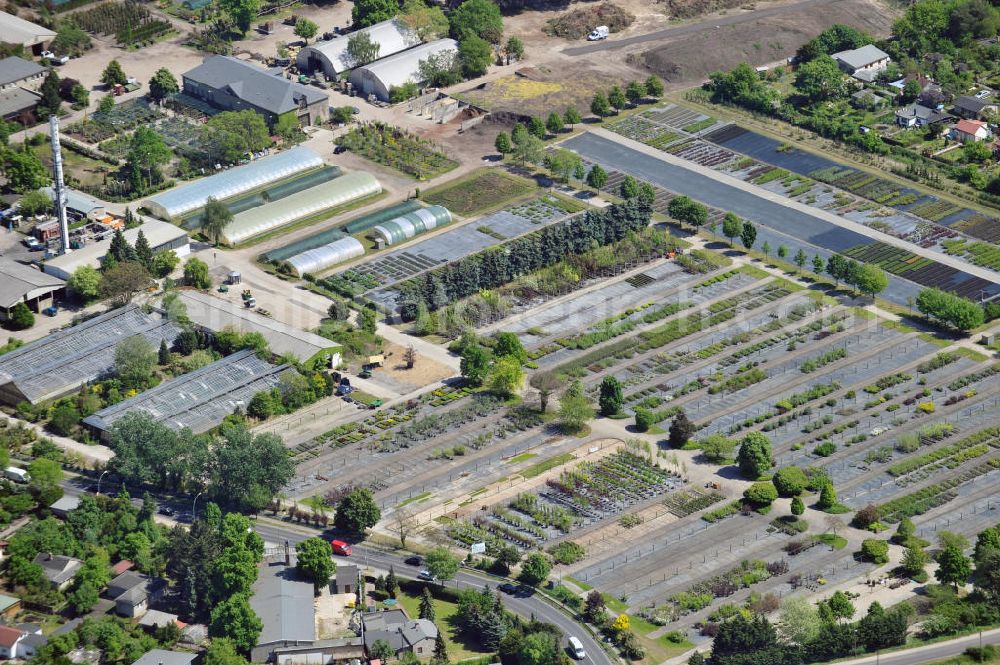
[0,594,22,619]
[335,565,358,594]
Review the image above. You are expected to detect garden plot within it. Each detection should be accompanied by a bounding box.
[449,448,684,551]
[641,105,711,132]
[605,116,683,150]
[352,197,578,310]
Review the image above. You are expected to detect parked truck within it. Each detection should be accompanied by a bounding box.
[587,25,609,40]
[4,467,30,483]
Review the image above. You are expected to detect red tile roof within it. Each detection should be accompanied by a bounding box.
[0,625,24,649]
[955,119,987,135]
[111,560,134,575]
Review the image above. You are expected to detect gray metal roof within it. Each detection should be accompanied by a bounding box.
[0,87,41,118]
[0,305,180,404]
[0,56,45,87]
[130,650,196,665]
[832,44,890,71]
[954,95,992,113]
[297,19,420,74]
[41,186,101,215]
[0,12,56,47]
[251,562,315,645]
[82,349,289,435]
[183,55,327,116]
[351,39,458,91]
[174,290,338,361]
[0,260,64,308]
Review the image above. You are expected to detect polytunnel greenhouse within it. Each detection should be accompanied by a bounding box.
[371,205,451,246]
[220,171,382,245]
[286,237,365,276]
[143,146,326,219]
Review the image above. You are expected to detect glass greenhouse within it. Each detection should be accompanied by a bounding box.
[220,171,382,245]
[371,205,451,246]
[143,146,326,219]
[286,236,365,276]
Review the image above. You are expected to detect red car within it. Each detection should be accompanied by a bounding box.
[330,540,353,556]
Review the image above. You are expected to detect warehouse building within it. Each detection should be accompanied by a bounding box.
[142,146,325,220]
[349,39,458,102]
[82,349,289,439]
[0,12,56,54]
[41,186,105,221]
[0,305,180,405]
[182,55,328,128]
[296,19,420,78]
[42,219,189,280]
[0,260,65,320]
[219,171,381,245]
[172,290,343,364]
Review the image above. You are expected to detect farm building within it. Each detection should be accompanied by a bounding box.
[371,205,451,246]
[0,12,55,53]
[296,19,420,78]
[171,290,343,364]
[0,304,180,405]
[0,56,45,91]
[286,236,364,276]
[0,260,65,319]
[349,39,458,102]
[219,171,381,245]
[42,219,189,280]
[82,349,289,439]
[41,186,105,221]
[182,55,328,127]
[142,146,325,220]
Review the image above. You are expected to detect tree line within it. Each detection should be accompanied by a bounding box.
[396,199,653,313]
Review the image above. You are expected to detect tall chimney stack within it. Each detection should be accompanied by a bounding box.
[49,115,71,256]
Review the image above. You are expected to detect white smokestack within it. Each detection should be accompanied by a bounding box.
[49,115,71,256]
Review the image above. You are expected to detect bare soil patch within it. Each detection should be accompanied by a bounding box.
[373,341,454,393]
[639,0,896,86]
[545,2,636,38]
[456,65,619,117]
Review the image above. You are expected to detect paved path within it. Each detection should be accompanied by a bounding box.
[563,0,839,55]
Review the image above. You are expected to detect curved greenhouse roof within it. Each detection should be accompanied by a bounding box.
[287,236,365,276]
[349,39,458,102]
[143,146,325,219]
[220,171,381,245]
[372,205,451,246]
[296,19,420,77]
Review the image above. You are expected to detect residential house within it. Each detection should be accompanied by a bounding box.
[895,103,952,128]
[16,623,47,658]
[105,571,167,618]
[182,55,328,128]
[130,650,197,665]
[33,552,83,590]
[0,625,25,659]
[334,565,358,594]
[831,44,891,82]
[362,610,438,659]
[0,594,21,619]
[951,119,991,143]
[952,95,998,120]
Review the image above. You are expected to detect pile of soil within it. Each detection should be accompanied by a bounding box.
[662,0,757,19]
[544,2,636,39]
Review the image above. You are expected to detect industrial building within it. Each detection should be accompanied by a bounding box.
[42,219,190,280]
[296,19,420,78]
[219,171,381,245]
[172,290,343,364]
[0,305,180,405]
[349,39,458,102]
[142,146,325,220]
[82,349,289,439]
[182,55,328,128]
[0,12,56,54]
[0,260,65,319]
[41,186,105,221]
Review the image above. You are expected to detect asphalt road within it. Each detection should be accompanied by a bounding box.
[831,628,1000,665]
[563,0,838,55]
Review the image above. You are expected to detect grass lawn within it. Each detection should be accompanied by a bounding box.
[394,581,493,662]
[520,453,575,479]
[422,169,537,217]
[565,575,592,591]
[506,452,538,464]
[627,614,694,663]
[602,594,628,613]
[813,533,848,549]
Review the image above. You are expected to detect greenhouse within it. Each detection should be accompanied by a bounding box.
[371,205,451,246]
[286,237,365,276]
[143,146,326,219]
[220,171,382,245]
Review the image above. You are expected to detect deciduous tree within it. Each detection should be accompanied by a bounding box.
[334,488,381,533]
[296,537,335,593]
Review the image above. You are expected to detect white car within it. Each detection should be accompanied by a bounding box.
[975,90,992,99]
[53,55,69,65]
[40,50,55,59]
[568,637,586,660]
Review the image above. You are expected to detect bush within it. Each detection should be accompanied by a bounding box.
[771,466,807,496]
[917,402,936,414]
[634,408,654,432]
[860,538,889,564]
[7,302,35,330]
[813,442,837,457]
[743,481,778,507]
[548,541,585,565]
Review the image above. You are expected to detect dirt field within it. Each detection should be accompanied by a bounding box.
[367,341,454,394]
[315,589,356,640]
[456,64,627,117]
[639,0,896,86]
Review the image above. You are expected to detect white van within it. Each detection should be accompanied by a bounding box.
[587,26,609,41]
[568,636,586,660]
